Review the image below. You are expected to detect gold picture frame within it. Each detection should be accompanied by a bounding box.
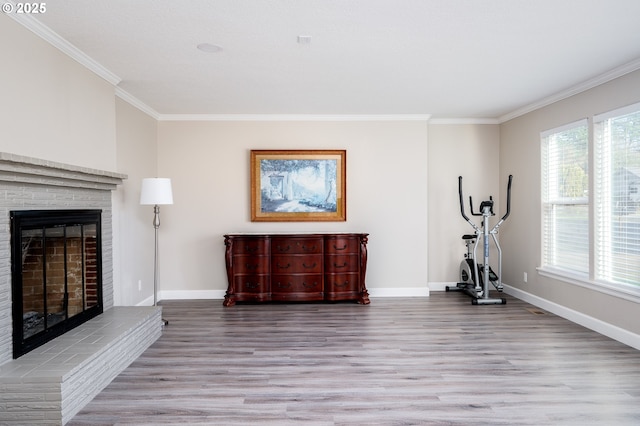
[251,150,346,222]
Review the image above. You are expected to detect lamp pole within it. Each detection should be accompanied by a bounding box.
[140,178,173,327]
[152,204,160,307]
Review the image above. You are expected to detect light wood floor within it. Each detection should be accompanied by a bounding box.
[68,293,640,425]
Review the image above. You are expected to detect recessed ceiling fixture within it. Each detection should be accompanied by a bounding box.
[197,43,223,53]
[297,35,312,45]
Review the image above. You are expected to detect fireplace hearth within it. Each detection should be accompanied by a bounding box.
[11,209,103,358]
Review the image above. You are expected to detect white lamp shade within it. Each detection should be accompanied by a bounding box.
[140,178,174,205]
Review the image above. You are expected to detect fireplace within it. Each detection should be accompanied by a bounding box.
[0,152,126,366]
[0,155,165,425]
[11,209,103,358]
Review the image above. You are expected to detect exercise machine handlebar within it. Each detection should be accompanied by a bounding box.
[458,176,471,223]
[501,174,513,223]
[458,174,513,228]
[469,196,494,217]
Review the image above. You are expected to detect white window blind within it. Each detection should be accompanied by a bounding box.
[541,120,589,275]
[594,104,640,287]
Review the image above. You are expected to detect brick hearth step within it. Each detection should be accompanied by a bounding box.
[0,306,162,425]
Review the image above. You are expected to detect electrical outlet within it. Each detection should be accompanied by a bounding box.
[523,272,528,283]
[138,279,142,291]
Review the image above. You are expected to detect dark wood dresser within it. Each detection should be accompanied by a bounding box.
[223,233,369,306]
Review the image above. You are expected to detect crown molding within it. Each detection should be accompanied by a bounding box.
[499,57,640,123]
[428,118,500,125]
[115,88,160,119]
[157,114,432,122]
[6,3,121,86]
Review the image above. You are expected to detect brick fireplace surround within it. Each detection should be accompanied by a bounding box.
[0,153,162,425]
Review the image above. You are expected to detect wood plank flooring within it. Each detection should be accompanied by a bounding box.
[68,293,640,425]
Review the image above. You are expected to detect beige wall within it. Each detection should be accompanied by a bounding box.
[427,124,501,286]
[0,14,117,171]
[156,120,429,297]
[500,69,640,335]
[114,98,158,306]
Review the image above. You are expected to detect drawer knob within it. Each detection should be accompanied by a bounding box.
[334,262,348,268]
[276,282,292,289]
[303,281,319,288]
[333,244,348,250]
[276,244,291,252]
[245,282,260,289]
[276,262,291,269]
[303,262,317,269]
[335,280,349,288]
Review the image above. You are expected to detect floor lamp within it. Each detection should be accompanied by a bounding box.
[140,177,173,326]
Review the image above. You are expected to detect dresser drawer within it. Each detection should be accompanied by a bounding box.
[271,274,323,294]
[234,275,269,293]
[324,273,359,293]
[233,238,269,255]
[272,237,323,254]
[272,254,323,273]
[325,254,359,273]
[233,255,269,274]
[324,236,359,254]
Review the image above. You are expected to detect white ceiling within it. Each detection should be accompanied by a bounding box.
[16,0,640,120]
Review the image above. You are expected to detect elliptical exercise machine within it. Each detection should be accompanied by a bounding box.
[446,175,513,305]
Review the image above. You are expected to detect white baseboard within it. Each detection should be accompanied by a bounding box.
[136,290,225,306]
[368,287,430,298]
[502,284,640,350]
[427,282,456,292]
[135,295,154,307]
[161,290,226,300]
[429,281,640,350]
[156,287,430,302]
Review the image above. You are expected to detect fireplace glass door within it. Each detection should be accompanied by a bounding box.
[11,210,103,358]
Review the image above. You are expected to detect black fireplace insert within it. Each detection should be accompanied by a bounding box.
[11,210,103,358]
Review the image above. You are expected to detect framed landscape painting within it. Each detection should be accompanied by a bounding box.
[250,150,346,222]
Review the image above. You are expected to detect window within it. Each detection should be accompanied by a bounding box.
[541,103,640,296]
[594,105,640,288]
[541,120,589,275]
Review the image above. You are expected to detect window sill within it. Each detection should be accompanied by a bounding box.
[537,267,640,304]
